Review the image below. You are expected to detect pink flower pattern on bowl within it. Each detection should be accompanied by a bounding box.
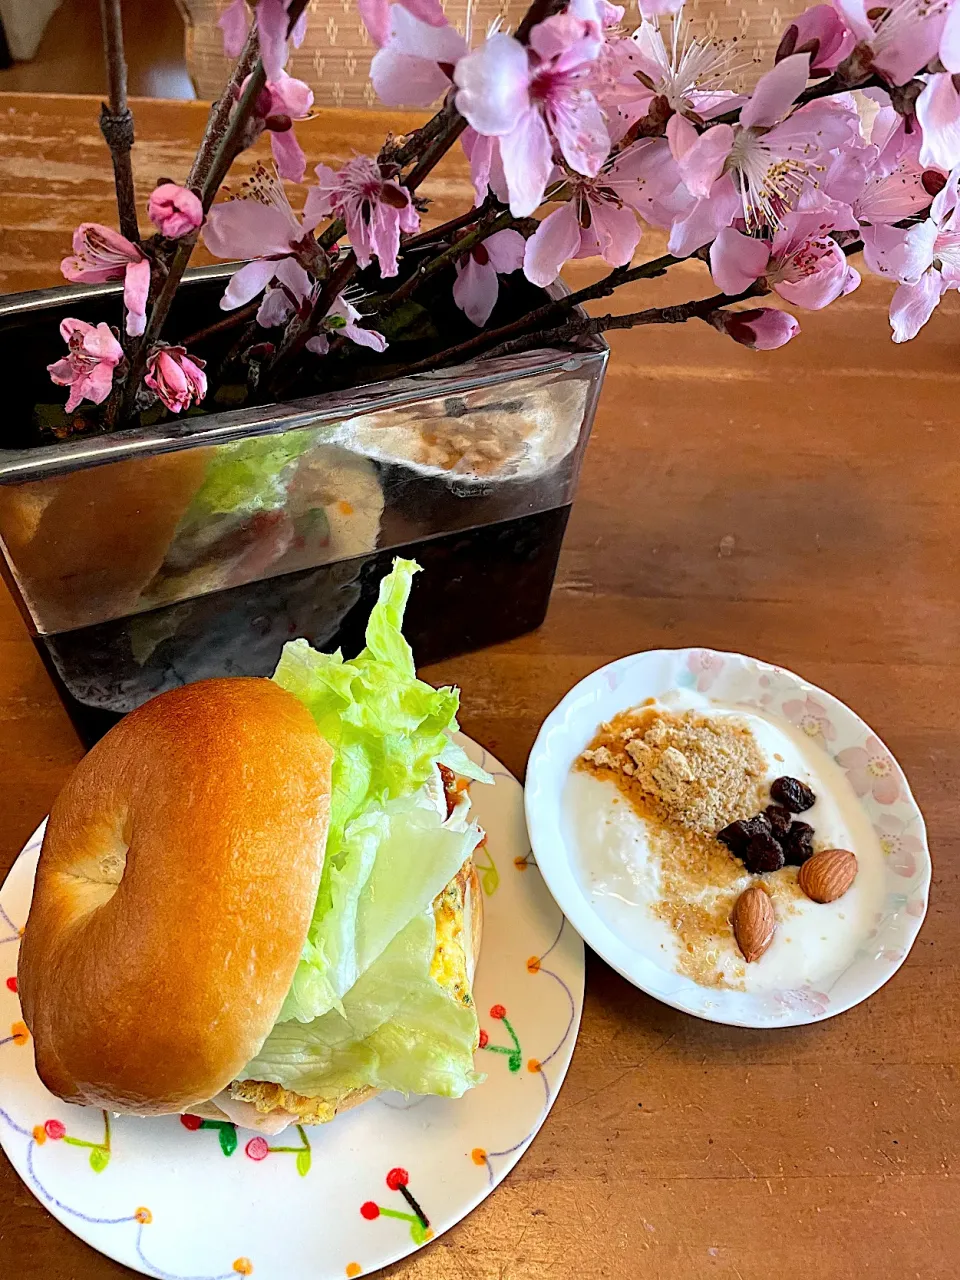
[686,650,724,692]
[874,814,924,877]
[836,735,902,805]
[781,694,836,748]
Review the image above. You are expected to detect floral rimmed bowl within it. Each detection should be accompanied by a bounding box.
[524,649,930,1029]
[0,734,584,1279]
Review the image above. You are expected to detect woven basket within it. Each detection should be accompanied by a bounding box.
[178,0,805,108]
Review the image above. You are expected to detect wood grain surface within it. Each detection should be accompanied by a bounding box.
[0,94,958,1280]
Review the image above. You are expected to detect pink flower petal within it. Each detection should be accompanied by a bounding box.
[916,74,960,172]
[483,228,526,273]
[548,93,610,179]
[836,745,868,769]
[890,271,945,342]
[584,198,641,267]
[499,109,555,217]
[257,0,293,82]
[218,0,251,56]
[673,123,735,200]
[358,0,390,46]
[123,258,151,337]
[667,175,740,255]
[371,47,452,108]
[740,53,810,129]
[453,255,500,326]
[872,773,902,804]
[710,226,770,294]
[941,0,960,71]
[147,183,203,238]
[270,127,307,183]
[454,33,531,137]
[522,204,582,286]
[342,322,388,351]
[203,198,300,259]
[221,258,278,310]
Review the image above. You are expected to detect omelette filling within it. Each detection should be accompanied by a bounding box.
[233,559,489,1118]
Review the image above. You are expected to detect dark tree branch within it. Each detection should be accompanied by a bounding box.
[98,0,139,244]
[189,24,261,190]
[478,286,765,361]
[396,253,685,375]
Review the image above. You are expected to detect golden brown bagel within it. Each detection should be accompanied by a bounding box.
[17,679,333,1115]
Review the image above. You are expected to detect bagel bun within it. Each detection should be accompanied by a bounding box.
[17,678,333,1115]
[198,861,483,1134]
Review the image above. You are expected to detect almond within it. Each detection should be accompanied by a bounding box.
[798,848,857,903]
[732,883,776,963]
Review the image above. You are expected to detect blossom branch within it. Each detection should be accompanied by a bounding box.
[477,287,766,361]
[118,0,309,421]
[397,253,685,375]
[98,0,139,245]
[188,24,261,190]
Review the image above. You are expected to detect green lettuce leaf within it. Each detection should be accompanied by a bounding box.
[245,910,481,1099]
[278,790,481,1022]
[273,558,487,1027]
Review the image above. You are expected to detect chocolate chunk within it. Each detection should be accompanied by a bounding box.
[782,821,815,866]
[770,776,816,813]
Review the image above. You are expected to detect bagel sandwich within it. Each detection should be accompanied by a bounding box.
[18,559,490,1133]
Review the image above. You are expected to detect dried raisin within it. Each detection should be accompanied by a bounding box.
[765,804,793,837]
[717,814,772,858]
[782,821,815,866]
[770,776,816,813]
[743,832,786,874]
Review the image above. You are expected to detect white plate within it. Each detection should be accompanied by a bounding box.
[524,649,930,1029]
[0,733,583,1279]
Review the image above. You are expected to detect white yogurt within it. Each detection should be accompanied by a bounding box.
[566,691,886,991]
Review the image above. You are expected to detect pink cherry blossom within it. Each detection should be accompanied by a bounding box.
[47,318,124,412]
[835,734,903,804]
[781,693,836,743]
[454,15,610,217]
[832,0,949,86]
[608,16,745,134]
[668,55,858,240]
[916,73,960,172]
[256,0,308,83]
[370,5,466,107]
[710,209,860,309]
[523,141,677,285]
[61,223,150,337]
[147,183,203,238]
[305,294,388,354]
[248,71,314,183]
[453,228,525,327]
[828,108,934,225]
[145,345,207,414]
[637,0,684,16]
[304,156,419,276]
[710,306,801,349]
[203,166,320,309]
[219,0,250,56]
[861,164,960,340]
[775,5,856,74]
[874,813,925,877]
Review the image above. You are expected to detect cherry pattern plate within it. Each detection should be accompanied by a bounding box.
[0,734,583,1279]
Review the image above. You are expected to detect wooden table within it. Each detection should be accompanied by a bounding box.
[1,93,959,1279]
